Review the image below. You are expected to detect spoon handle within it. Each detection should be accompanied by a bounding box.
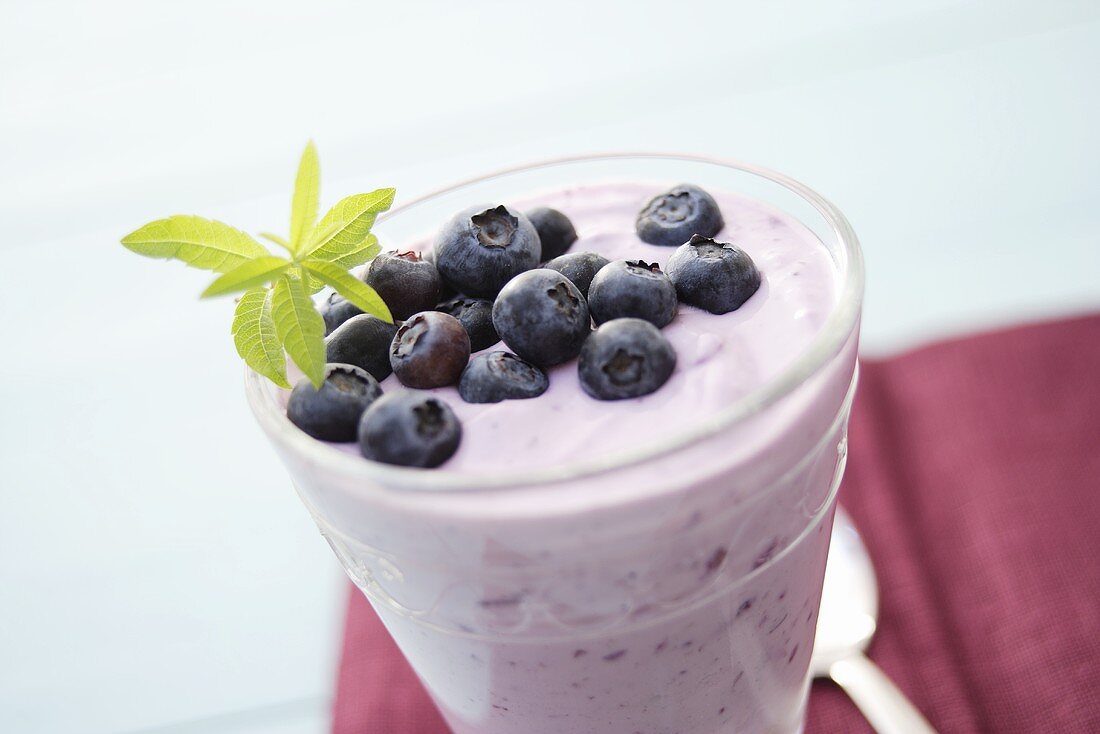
[829,653,938,734]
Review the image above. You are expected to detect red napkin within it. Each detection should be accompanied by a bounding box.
[333,314,1100,734]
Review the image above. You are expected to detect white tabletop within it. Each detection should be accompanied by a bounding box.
[2,1,1099,732]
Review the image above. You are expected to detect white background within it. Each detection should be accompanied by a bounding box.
[1,1,1098,732]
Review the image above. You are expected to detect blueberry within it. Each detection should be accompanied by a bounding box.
[423,248,459,300]
[458,351,549,403]
[287,364,383,441]
[635,184,724,247]
[587,259,678,328]
[325,314,399,381]
[358,391,462,468]
[320,292,362,335]
[492,269,591,367]
[436,296,500,352]
[665,235,762,314]
[390,311,471,388]
[526,207,577,260]
[542,251,610,298]
[578,319,676,400]
[434,204,541,297]
[363,250,442,321]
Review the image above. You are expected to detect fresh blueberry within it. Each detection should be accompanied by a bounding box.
[578,319,676,400]
[364,250,442,321]
[320,292,362,335]
[492,269,591,367]
[325,314,399,381]
[542,251,610,298]
[665,234,762,314]
[635,184,724,247]
[526,207,577,260]
[458,351,549,403]
[390,311,471,388]
[358,391,462,468]
[422,248,459,300]
[434,204,541,297]
[436,296,500,352]
[287,363,383,441]
[587,259,678,328]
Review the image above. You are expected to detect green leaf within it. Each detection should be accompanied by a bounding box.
[121,215,270,273]
[314,233,381,272]
[303,259,393,323]
[289,141,320,253]
[304,220,342,252]
[232,288,289,389]
[303,270,328,295]
[201,256,292,298]
[259,232,292,251]
[272,273,326,388]
[301,188,395,267]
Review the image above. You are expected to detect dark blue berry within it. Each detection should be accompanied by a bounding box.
[587,259,678,328]
[526,207,577,260]
[390,311,470,388]
[436,296,500,352]
[287,364,383,441]
[635,184,723,247]
[458,351,549,403]
[578,319,676,400]
[542,251,609,298]
[492,269,591,367]
[434,204,540,297]
[325,314,399,381]
[422,248,459,299]
[320,292,362,335]
[665,234,762,314]
[364,250,442,320]
[358,392,462,468]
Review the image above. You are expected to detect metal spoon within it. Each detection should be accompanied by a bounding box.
[811,507,938,733]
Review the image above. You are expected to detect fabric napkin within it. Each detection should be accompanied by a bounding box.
[333,314,1100,733]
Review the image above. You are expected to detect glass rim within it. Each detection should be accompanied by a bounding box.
[245,152,865,492]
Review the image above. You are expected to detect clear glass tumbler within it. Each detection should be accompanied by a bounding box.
[246,154,863,734]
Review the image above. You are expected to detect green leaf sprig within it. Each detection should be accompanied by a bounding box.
[121,142,395,389]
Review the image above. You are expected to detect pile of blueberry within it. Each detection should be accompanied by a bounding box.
[287,184,761,468]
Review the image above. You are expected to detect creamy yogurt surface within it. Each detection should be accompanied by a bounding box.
[357,182,838,472]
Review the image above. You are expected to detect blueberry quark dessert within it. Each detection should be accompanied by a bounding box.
[121,148,862,734]
[262,178,855,734]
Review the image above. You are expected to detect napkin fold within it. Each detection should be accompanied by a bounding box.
[334,314,1100,734]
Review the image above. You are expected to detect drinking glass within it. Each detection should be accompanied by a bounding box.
[247,154,863,734]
